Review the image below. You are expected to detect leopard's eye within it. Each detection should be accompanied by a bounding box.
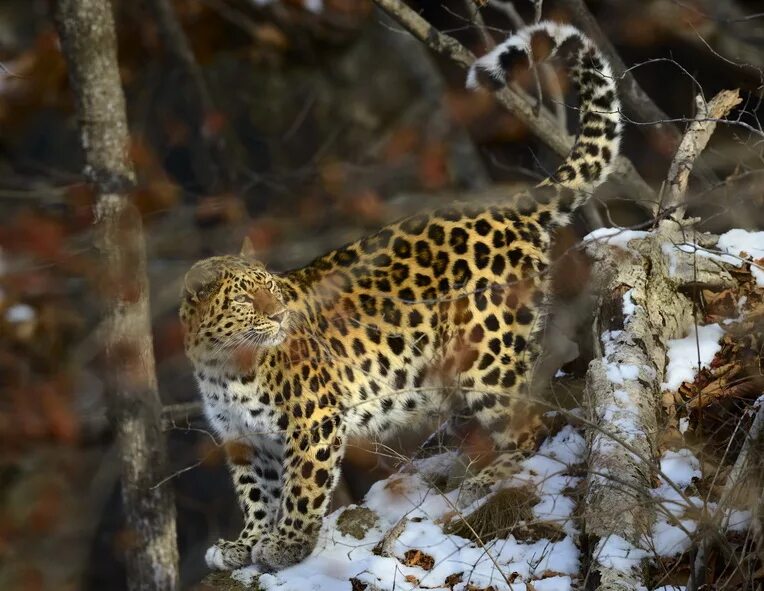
[233,294,250,304]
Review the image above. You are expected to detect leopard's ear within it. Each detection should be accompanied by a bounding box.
[184,262,219,301]
[240,236,257,260]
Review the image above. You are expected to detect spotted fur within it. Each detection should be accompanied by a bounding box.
[180,21,620,572]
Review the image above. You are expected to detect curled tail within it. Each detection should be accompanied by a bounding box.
[467,21,622,227]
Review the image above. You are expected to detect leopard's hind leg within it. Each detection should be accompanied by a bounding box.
[454,327,547,506]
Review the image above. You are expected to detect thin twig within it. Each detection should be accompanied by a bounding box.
[464,0,495,50]
[687,402,764,591]
[0,62,23,78]
[162,401,205,430]
[372,516,409,557]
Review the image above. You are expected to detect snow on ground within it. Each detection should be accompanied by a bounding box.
[647,449,705,558]
[583,227,650,250]
[231,426,587,590]
[584,227,763,288]
[589,445,749,573]
[660,229,764,287]
[659,449,701,489]
[645,447,751,559]
[594,534,648,572]
[717,229,764,287]
[661,323,724,391]
[661,241,740,278]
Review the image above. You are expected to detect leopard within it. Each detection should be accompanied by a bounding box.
[179,21,621,572]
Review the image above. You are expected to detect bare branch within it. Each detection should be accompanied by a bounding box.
[463,0,494,50]
[162,401,204,430]
[664,89,742,219]
[0,61,23,78]
[372,516,409,557]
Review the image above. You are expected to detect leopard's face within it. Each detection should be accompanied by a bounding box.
[179,256,291,366]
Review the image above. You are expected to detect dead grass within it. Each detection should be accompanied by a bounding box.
[443,486,565,543]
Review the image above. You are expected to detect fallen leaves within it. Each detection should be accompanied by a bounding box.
[402,549,435,571]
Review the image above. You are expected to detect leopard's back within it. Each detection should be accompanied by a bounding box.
[271,203,550,443]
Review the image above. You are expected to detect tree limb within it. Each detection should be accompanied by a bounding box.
[664,89,742,219]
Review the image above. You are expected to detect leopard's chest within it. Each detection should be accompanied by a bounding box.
[195,370,282,443]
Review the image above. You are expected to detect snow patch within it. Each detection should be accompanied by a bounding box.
[231,566,261,587]
[662,323,724,391]
[534,576,573,591]
[583,227,650,250]
[726,509,752,532]
[622,288,636,319]
[660,449,701,489]
[648,519,696,556]
[594,534,649,572]
[717,229,764,287]
[232,426,587,590]
[606,363,640,384]
[5,303,35,323]
[662,241,740,277]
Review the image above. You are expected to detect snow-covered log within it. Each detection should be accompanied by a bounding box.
[583,88,742,591]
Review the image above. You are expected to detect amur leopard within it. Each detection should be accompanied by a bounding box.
[180,21,621,572]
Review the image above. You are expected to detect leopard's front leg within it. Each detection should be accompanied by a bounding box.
[252,414,345,571]
[206,439,282,570]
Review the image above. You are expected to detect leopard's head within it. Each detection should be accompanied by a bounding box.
[179,239,292,367]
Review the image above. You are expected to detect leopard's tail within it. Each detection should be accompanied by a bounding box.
[467,21,621,227]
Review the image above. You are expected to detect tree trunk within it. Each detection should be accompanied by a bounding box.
[54,1,179,589]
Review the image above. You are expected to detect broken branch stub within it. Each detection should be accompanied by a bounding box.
[664,89,742,219]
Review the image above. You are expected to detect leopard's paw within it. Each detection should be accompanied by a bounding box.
[252,531,314,571]
[205,538,253,570]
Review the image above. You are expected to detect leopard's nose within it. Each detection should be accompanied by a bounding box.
[269,309,287,324]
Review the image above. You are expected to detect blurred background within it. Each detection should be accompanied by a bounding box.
[1,0,763,589]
